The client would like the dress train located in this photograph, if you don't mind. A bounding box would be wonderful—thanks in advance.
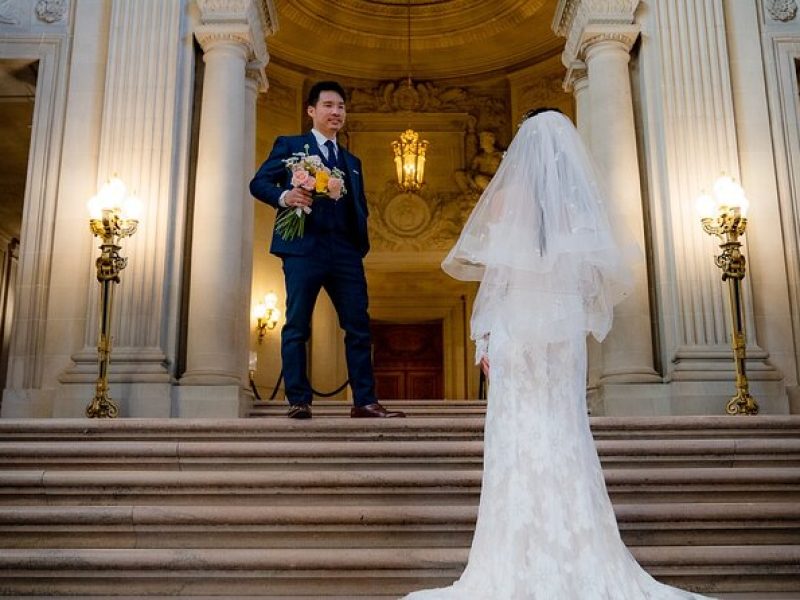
[403,332,712,599]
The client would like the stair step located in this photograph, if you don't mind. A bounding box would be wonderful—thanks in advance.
[13,595,800,600]
[1,438,797,470]
[1,414,799,595]
[0,546,797,595]
[1,467,798,505]
[1,415,799,442]
[2,503,798,549]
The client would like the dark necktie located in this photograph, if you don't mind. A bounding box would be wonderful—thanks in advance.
[324,140,337,169]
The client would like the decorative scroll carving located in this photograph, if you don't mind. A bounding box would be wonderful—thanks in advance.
[35,0,67,23]
[766,0,798,21]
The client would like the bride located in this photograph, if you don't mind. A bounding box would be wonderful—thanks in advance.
[402,109,712,599]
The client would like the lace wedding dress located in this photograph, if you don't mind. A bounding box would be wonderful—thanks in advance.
[403,111,712,599]
[403,328,711,599]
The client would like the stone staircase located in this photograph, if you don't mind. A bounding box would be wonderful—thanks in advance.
[0,402,798,598]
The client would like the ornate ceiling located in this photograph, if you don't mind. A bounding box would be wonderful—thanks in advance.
[268,0,563,80]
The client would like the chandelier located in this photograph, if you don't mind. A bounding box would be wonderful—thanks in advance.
[391,0,428,192]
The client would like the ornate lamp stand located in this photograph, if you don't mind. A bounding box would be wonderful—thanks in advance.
[86,179,140,418]
[697,176,758,415]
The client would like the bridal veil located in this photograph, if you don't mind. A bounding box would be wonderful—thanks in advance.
[442,111,636,350]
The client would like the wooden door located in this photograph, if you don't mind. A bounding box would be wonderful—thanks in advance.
[371,321,443,400]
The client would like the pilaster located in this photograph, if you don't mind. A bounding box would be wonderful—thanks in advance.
[55,0,187,417]
[637,0,786,413]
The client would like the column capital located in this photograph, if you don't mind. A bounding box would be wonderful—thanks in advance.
[562,60,587,92]
[246,60,267,93]
[194,0,277,66]
[552,0,640,66]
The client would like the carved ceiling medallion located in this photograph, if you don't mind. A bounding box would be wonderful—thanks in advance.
[384,192,431,237]
[369,183,477,252]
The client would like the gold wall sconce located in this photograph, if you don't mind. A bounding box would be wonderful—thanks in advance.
[254,291,281,344]
[86,177,141,418]
[696,175,758,415]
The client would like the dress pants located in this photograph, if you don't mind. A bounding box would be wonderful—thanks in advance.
[280,231,376,407]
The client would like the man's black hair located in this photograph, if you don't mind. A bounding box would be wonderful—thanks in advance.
[306,81,347,107]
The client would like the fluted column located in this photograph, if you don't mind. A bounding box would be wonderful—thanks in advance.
[554,0,660,387]
[180,0,272,395]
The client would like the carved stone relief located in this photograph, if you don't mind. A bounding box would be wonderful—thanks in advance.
[349,80,508,141]
[368,182,478,252]
[349,78,509,252]
[35,0,67,23]
[0,0,20,25]
[766,0,798,21]
[518,73,566,109]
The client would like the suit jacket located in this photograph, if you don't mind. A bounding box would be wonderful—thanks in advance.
[249,132,370,257]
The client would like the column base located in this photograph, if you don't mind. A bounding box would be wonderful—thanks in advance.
[595,379,790,416]
[2,382,173,418]
[1,388,54,418]
[172,385,251,418]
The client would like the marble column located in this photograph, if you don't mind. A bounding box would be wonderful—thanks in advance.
[180,38,248,388]
[583,32,659,385]
[564,64,590,142]
[240,66,264,388]
[177,0,273,416]
[554,0,661,417]
[635,0,786,412]
[563,63,600,407]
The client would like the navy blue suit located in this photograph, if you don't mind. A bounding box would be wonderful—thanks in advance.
[249,133,377,407]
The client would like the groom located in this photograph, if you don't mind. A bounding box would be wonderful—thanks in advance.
[249,81,404,420]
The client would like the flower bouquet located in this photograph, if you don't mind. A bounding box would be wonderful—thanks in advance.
[275,144,347,241]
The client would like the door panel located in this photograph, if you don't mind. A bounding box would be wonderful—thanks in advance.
[371,321,443,400]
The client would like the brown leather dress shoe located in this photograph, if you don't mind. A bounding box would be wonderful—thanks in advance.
[287,403,312,419]
[350,402,406,418]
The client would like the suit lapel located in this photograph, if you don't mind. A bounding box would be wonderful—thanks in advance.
[302,132,322,162]
[341,149,363,204]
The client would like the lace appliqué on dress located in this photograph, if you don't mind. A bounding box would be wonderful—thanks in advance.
[403,335,713,600]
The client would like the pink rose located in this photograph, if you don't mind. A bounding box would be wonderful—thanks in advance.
[291,168,310,188]
[327,177,344,200]
[303,176,316,191]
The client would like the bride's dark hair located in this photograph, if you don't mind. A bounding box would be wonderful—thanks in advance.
[519,107,564,126]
